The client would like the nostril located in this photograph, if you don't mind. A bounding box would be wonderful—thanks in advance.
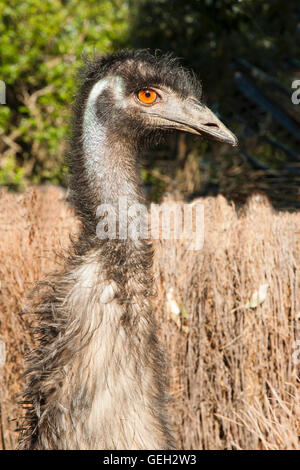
[205,123,219,128]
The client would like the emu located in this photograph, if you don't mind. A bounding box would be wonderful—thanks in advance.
[20,50,237,450]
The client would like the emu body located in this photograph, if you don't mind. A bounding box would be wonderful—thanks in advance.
[20,50,236,449]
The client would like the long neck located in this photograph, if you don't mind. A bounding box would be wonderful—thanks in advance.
[22,84,175,450]
[70,81,144,239]
[82,121,142,206]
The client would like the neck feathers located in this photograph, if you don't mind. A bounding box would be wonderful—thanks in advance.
[21,74,175,450]
[70,76,143,236]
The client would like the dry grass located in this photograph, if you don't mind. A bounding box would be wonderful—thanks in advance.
[0,186,77,450]
[0,186,299,449]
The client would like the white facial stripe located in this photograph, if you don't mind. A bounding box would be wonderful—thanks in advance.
[87,77,111,105]
[83,75,125,151]
[82,75,133,202]
[82,78,109,186]
[86,75,124,109]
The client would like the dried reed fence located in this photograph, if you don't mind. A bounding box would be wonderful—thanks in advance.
[0,186,299,450]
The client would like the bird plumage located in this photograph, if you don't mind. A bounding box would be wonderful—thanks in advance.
[20,49,236,449]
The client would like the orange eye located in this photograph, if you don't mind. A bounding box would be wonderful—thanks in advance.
[138,89,157,104]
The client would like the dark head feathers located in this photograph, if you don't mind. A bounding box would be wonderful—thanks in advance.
[77,49,202,100]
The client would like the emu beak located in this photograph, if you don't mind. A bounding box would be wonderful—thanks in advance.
[180,102,238,146]
[149,99,238,146]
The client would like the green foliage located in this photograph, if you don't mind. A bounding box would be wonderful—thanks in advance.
[0,0,129,186]
[0,155,25,190]
[0,0,299,207]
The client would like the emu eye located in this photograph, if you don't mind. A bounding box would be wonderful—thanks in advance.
[137,89,157,104]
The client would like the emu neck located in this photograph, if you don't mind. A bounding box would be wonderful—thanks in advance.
[70,77,144,237]
[82,124,141,206]
[70,101,144,240]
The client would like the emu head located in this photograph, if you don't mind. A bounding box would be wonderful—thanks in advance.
[74,50,237,149]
